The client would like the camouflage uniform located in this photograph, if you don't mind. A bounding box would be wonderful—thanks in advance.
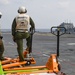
[0,36,4,60]
[0,12,5,60]
[12,15,35,61]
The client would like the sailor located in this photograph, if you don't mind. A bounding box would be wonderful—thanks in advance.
[11,6,35,61]
[0,12,5,60]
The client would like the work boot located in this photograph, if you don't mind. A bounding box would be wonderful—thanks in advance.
[24,48,32,60]
[23,50,28,58]
[25,47,29,53]
[24,53,33,61]
[23,47,29,57]
[25,47,32,57]
[26,53,32,58]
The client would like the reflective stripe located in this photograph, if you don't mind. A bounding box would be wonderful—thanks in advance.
[16,29,28,32]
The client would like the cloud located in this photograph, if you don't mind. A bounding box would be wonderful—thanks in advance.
[58,0,70,8]
[0,0,10,5]
[58,0,75,13]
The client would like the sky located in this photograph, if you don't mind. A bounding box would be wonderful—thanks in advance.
[0,0,75,29]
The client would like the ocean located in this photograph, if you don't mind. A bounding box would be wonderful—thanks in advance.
[1,29,50,33]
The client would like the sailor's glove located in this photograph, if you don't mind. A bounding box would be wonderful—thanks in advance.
[0,36,3,39]
[30,27,35,35]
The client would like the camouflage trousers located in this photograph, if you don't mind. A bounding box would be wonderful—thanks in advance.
[14,32,31,61]
[0,39,4,60]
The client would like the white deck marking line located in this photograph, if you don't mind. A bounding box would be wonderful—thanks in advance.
[9,42,14,45]
[42,54,70,63]
[67,43,75,45]
[43,54,50,57]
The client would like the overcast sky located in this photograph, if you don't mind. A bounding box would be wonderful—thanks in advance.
[0,0,75,29]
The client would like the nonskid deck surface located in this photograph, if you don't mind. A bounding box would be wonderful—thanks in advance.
[2,33,75,75]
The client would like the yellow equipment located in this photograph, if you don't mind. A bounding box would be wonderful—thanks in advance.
[0,26,66,75]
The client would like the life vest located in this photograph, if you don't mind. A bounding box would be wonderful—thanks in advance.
[16,14,30,32]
